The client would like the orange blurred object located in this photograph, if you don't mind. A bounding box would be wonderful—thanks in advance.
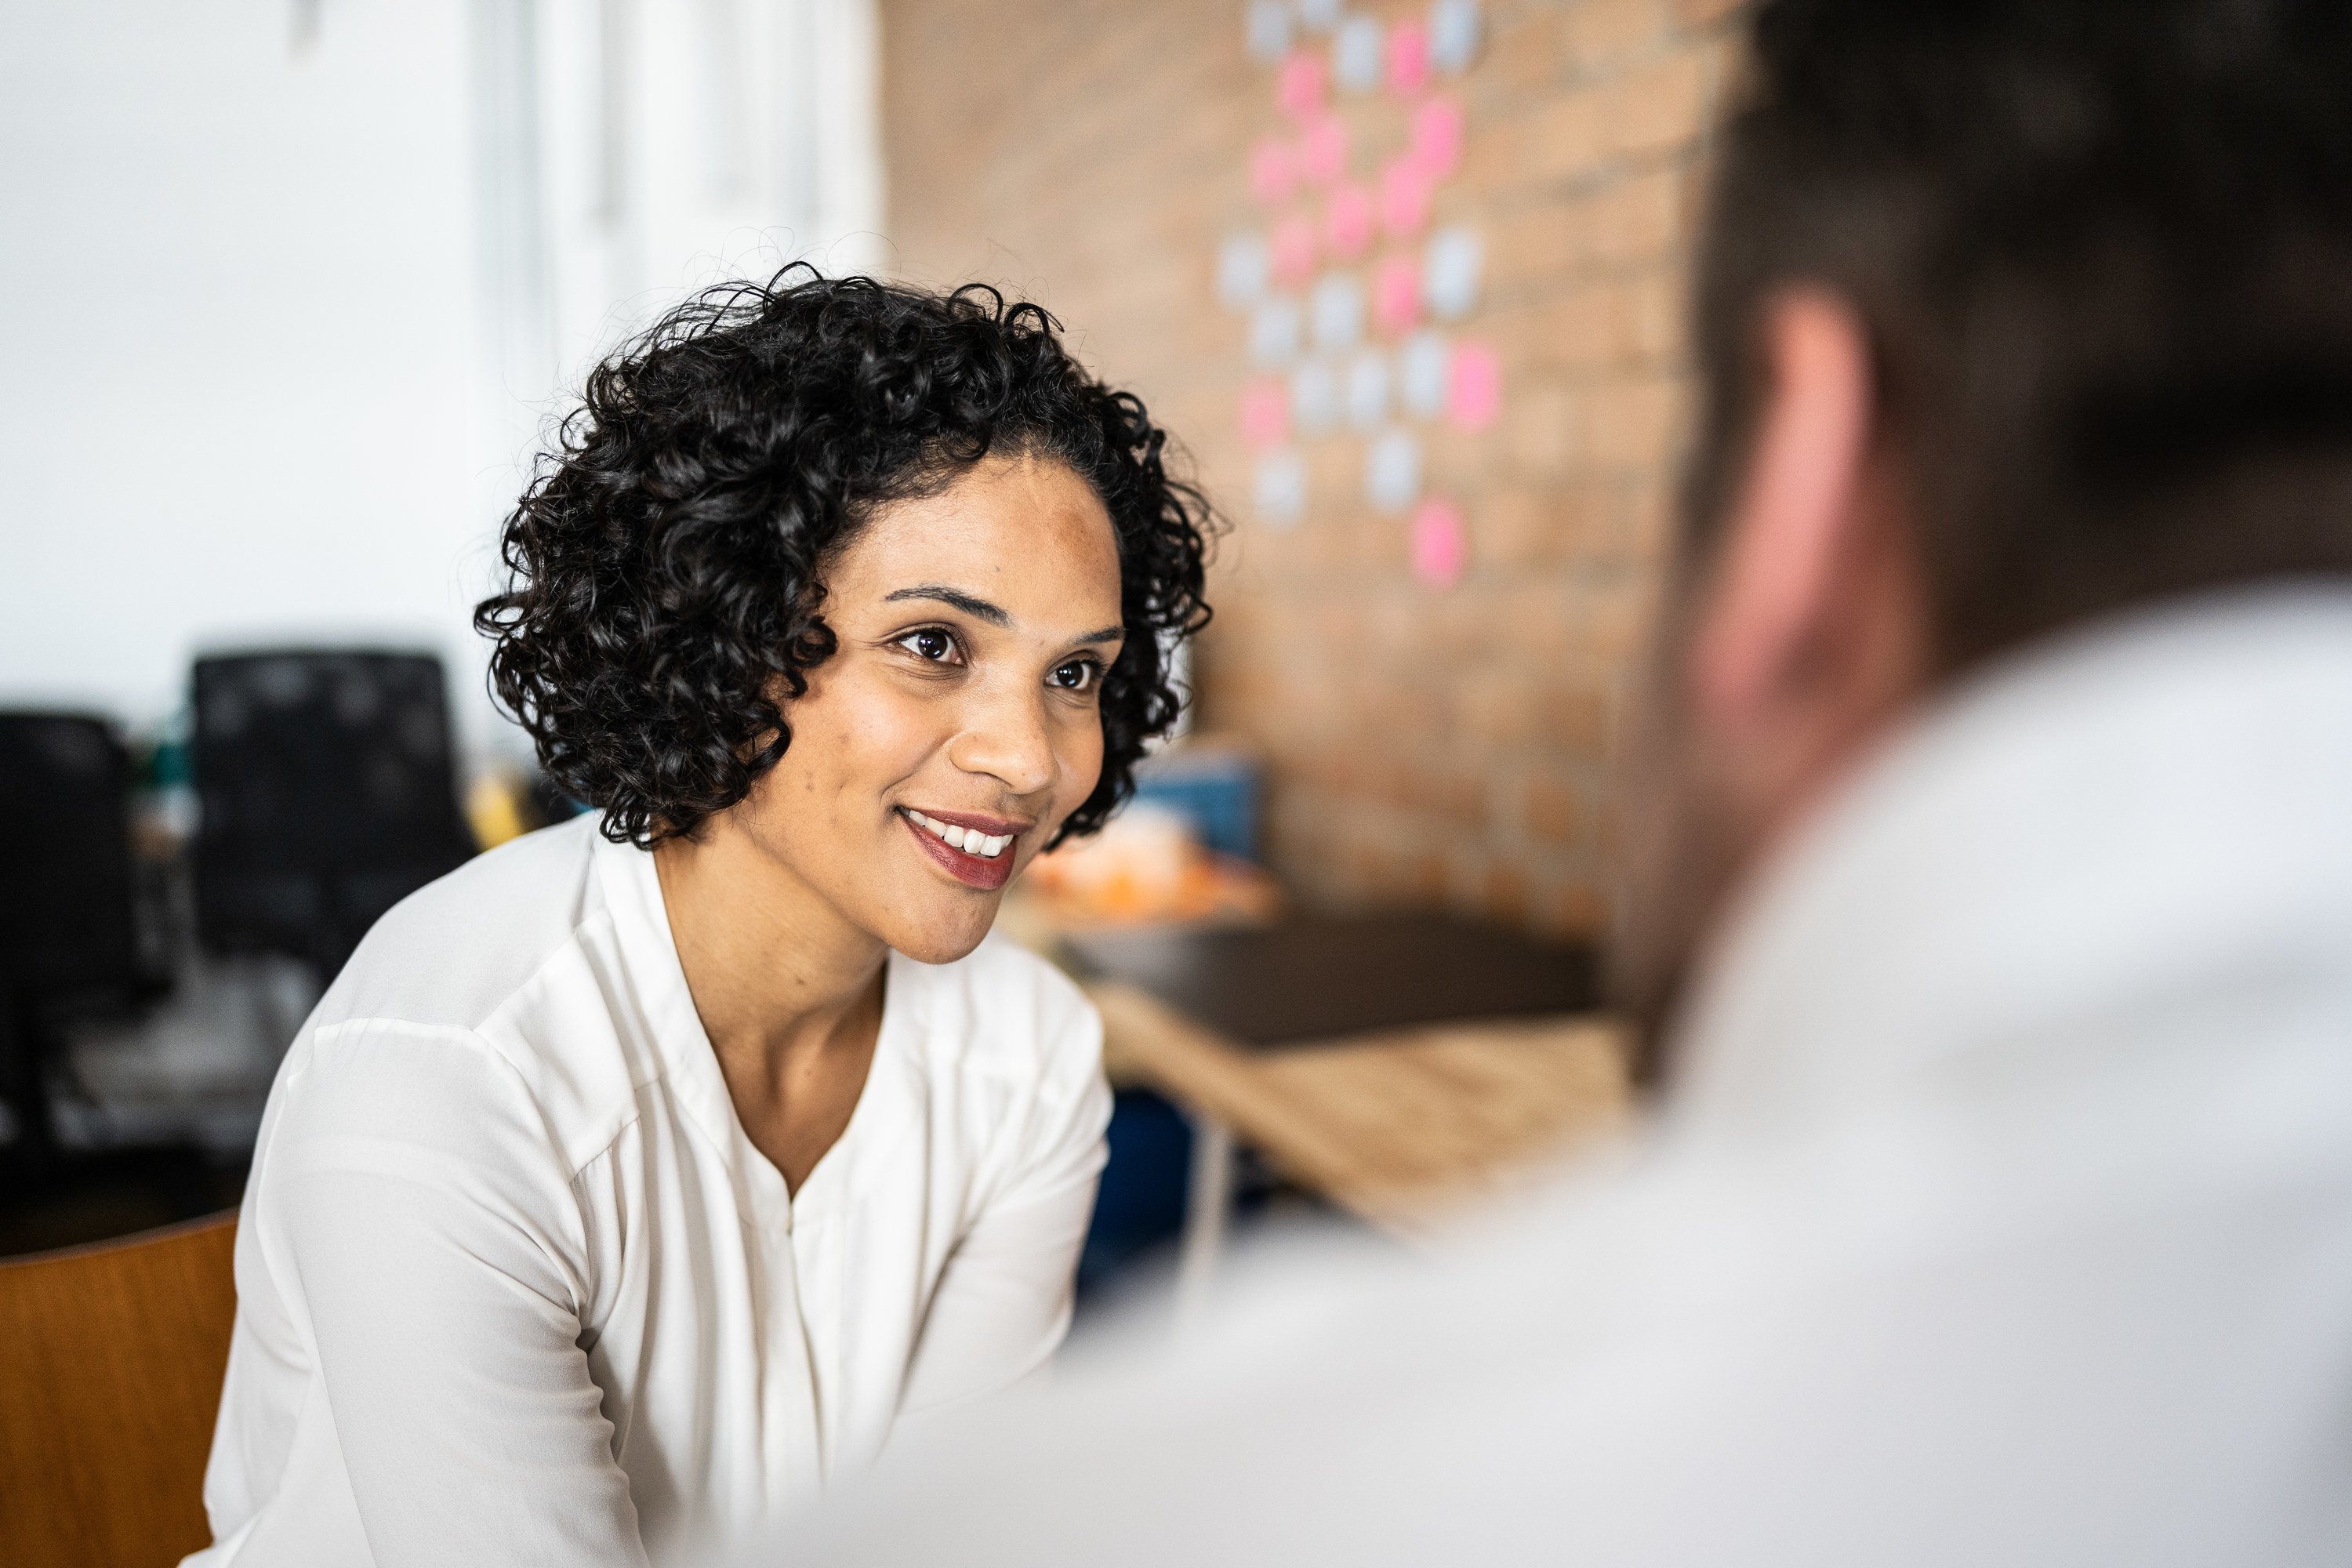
[1020,806,1281,931]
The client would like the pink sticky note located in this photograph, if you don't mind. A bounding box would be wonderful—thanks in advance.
[1410,96,1464,180]
[1324,181,1374,260]
[1278,50,1327,120]
[1448,339,1501,430]
[1298,114,1348,185]
[1250,136,1294,209]
[1386,18,1432,98]
[1240,378,1290,449]
[1373,253,1422,336]
[1411,497,1466,588]
[1271,214,1319,287]
[1380,154,1434,238]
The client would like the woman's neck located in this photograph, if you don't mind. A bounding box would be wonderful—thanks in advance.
[652,815,887,1190]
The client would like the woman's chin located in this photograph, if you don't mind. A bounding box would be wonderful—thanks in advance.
[877,899,1003,967]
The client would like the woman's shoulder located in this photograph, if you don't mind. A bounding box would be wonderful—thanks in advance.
[892,933,1102,1087]
[271,816,652,1176]
[314,815,610,1035]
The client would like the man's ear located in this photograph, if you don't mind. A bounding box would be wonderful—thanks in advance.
[1690,289,1877,731]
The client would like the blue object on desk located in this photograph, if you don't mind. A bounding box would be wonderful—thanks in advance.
[1130,748,1260,862]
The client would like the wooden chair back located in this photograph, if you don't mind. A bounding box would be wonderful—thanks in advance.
[0,1213,238,1567]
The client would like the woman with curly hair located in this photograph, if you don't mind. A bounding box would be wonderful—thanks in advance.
[188,271,1214,1567]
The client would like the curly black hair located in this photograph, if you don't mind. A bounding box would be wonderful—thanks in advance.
[476,268,1216,850]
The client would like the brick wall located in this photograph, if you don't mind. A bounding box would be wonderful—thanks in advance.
[881,0,1745,938]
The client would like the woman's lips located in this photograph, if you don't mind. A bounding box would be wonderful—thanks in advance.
[899,808,1020,891]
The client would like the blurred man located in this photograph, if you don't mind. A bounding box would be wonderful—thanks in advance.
[795,2,2352,1562]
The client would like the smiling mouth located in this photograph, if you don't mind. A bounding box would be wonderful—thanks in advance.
[903,809,1014,858]
[898,808,1025,891]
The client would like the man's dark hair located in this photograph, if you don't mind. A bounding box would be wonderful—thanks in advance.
[1690,0,2352,674]
[476,269,1214,848]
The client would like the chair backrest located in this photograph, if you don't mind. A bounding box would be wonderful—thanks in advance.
[0,712,140,1000]
[0,1213,238,1568]
[192,650,475,977]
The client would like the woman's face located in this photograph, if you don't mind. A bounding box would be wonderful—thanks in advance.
[732,454,1126,964]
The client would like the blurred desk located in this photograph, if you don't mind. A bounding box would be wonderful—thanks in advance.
[1063,916,1631,1303]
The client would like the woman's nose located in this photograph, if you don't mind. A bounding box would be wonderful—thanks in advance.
[945,679,1058,798]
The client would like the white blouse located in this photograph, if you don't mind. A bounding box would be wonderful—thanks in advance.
[187,815,1112,1567]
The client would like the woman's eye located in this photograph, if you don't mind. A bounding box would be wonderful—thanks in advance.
[1050,660,1100,692]
[898,628,958,662]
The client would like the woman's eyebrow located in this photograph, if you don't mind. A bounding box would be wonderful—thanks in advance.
[884,584,1010,626]
[885,584,1123,647]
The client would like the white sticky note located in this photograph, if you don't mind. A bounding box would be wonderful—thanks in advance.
[1247,0,1292,64]
[1292,359,1340,437]
[1346,350,1390,431]
[1255,448,1308,528]
[1297,0,1345,34]
[1400,329,1450,419]
[1250,296,1303,366]
[1424,225,1483,320]
[1310,270,1364,351]
[1218,231,1270,311]
[1364,428,1422,514]
[1429,0,1481,74]
[1333,15,1384,94]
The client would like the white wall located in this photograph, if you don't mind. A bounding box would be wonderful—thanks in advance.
[0,0,883,756]
[0,0,491,739]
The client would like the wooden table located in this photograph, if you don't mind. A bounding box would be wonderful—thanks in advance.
[1083,964,1631,1315]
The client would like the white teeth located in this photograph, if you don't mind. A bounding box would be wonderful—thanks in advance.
[907,811,1013,858]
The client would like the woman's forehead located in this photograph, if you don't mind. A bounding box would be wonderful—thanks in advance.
[834,457,1120,603]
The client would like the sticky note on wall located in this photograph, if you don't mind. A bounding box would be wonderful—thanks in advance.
[1325,181,1374,260]
[1447,339,1501,430]
[1218,231,1269,310]
[1365,428,1422,514]
[1424,226,1483,319]
[1387,17,1432,96]
[1240,377,1290,448]
[1255,449,1308,528]
[1380,155,1433,238]
[1311,270,1363,350]
[1279,50,1327,119]
[1246,0,1291,63]
[1298,114,1348,185]
[1334,16,1383,93]
[1250,296,1302,365]
[1250,137,1294,208]
[1410,96,1463,180]
[1411,496,1467,588]
[1271,215,1319,286]
[1429,0,1483,74]
[1373,254,1422,336]
[1292,359,1340,436]
[1399,330,1450,419]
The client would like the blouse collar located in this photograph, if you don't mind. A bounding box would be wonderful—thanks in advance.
[588,823,919,1218]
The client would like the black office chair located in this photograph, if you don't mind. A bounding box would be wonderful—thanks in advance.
[0,713,158,1167]
[191,652,476,983]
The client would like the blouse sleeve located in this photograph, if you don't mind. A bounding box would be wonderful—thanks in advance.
[895,996,1114,1423]
[258,1017,648,1567]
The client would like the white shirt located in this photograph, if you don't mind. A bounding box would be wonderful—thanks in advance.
[189,815,1112,1567]
[797,586,2352,1567]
